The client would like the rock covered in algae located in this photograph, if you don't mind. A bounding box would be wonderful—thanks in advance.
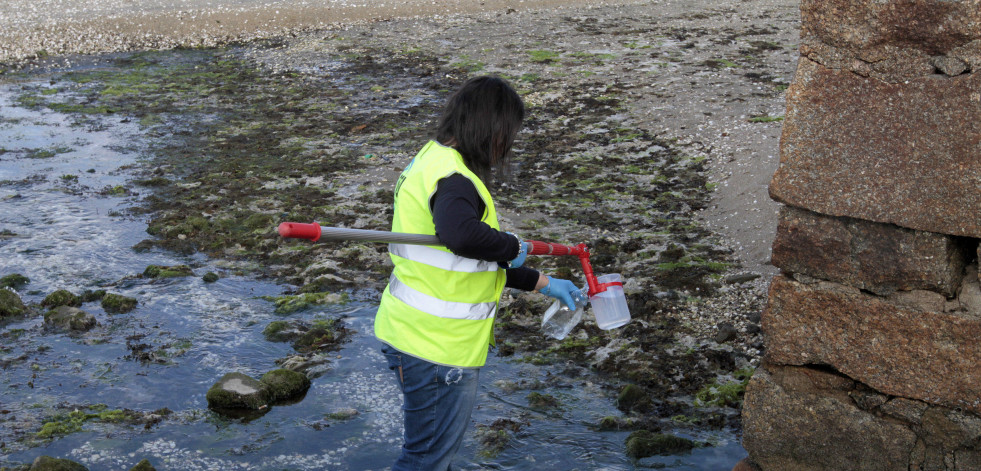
[29,455,88,470]
[101,293,138,313]
[624,430,694,459]
[0,273,29,289]
[41,289,81,308]
[128,458,156,471]
[142,264,194,278]
[80,289,107,303]
[260,368,311,402]
[206,372,270,410]
[0,288,28,318]
[616,383,653,413]
[44,306,97,332]
[202,272,219,283]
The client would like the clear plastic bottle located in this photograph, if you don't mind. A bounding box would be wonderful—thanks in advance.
[541,286,589,340]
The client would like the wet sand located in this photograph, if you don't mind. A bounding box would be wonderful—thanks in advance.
[0,0,647,64]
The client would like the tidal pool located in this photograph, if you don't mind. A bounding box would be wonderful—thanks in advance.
[0,71,745,470]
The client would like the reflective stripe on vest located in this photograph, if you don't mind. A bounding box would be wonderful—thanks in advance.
[389,243,499,273]
[374,140,506,368]
[387,274,497,320]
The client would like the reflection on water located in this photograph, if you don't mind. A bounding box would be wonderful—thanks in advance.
[0,78,744,470]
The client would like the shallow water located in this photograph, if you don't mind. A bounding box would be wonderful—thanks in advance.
[0,78,745,470]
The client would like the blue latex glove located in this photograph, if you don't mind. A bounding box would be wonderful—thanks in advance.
[509,240,529,269]
[538,276,584,310]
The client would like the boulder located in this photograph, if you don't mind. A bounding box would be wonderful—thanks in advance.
[0,273,29,289]
[763,275,981,413]
[101,293,138,314]
[259,369,311,402]
[742,365,917,470]
[142,265,193,278]
[0,288,27,318]
[44,306,97,332]
[41,289,81,308]
[771,205,970,296]
[29,456,88,470]
[799,0,981,56]
[206,372,269,410]
[770,58,981,239]
[128,459,155,471]
[624,430,694,459]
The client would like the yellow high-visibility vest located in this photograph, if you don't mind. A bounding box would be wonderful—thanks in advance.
[375,140,506,368]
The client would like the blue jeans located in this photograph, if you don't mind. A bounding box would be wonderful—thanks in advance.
[382,344,480,471]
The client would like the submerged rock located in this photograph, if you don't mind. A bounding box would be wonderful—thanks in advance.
[80,289,107,303]
[44,306,97,332]
[29,455,88,470]
[624,430,694,459]
[128,459,156,471]
[41,289,81,308]
[202,272,219,283]
[0,288,28,318]
[206,372,269,410]
[142,265,194,278]
[260,368,311,402]
[101,293,138,313]
[0,273,29,289]
[617,384,653,413]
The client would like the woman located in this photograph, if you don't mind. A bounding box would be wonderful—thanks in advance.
[374,76,583,470]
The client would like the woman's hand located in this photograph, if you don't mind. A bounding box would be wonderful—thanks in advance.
[538,276,585,310]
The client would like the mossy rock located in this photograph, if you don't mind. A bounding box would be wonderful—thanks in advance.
[41,289,81,308]
[526,391,560,409]
[44,306,97,332]
[206,372,269,410]
[262,320,299,342]
[616,383,653,413]
[80,289,107,303]
[142,265,193,278]
[29,456,88,470]
[260,292,349,315]
[101,293,138,313]
[0,288,28,318]
[292,318,347,353]
[0,273,29,290]
[202,272,219,283]
[260,368,311,402]
[624,430,694,459]
[127,459,155,471]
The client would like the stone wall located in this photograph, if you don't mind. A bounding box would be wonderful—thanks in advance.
[742,0,981,469]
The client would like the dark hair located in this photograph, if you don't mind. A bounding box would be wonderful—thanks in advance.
[436,76,525,183]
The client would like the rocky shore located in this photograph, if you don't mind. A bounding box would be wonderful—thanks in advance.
[1,0,800,467]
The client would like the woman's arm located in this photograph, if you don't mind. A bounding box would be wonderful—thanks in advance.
[432,174,541,291]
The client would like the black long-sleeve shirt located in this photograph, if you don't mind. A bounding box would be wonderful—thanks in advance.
[431,173,540,291]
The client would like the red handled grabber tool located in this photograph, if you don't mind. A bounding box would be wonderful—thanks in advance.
[277,222,622,297]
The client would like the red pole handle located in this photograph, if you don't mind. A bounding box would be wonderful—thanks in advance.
[526,240,584,256]
[278,222,322,241]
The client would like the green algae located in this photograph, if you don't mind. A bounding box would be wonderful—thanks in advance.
[36,405,136,439]
[526,391,560,409]
[101,293,138,313]
[0,288,28,318]
[40,289,81,308]
[0,274,30,290]
[24,456,87,471]
[142,265,193,278]
[624,430,694,459]
[259,369,311,402]
[260,292,349,315]
[694,367,754,408]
